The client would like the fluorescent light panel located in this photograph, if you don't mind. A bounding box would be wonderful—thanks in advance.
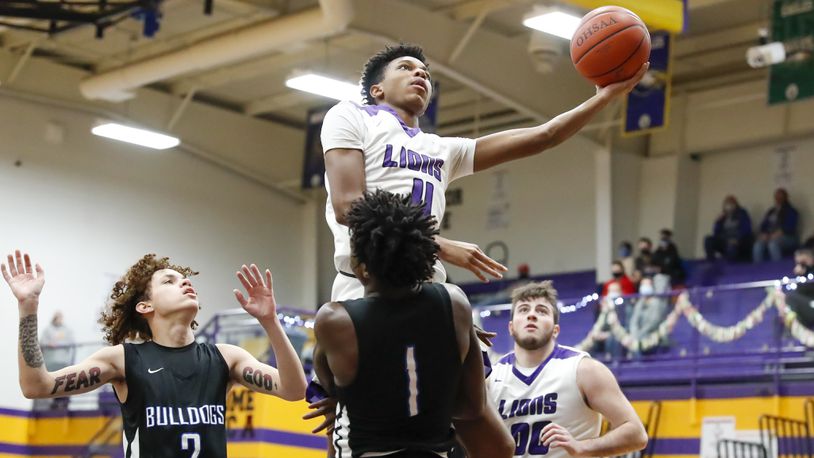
[91,123,180,150]
[523,11,582,40]
[286,73,362,103]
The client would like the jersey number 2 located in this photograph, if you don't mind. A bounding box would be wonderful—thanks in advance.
[410,178,434,215]
[181,433,201,458]
[512,420,551,455]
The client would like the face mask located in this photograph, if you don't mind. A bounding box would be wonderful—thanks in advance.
[618,247,631,258]
[612,271,623,279]
[639,284,654,296]
[659,239,670,248]
[724,204,736,213]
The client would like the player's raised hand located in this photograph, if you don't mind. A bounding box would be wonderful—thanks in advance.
[234,264,277,323]
[541,422,585,457]
[436,236,507,283]
[596,62,650,99]
[1,250,45,313]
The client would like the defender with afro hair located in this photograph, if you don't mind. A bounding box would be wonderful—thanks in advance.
[346,189,440,289]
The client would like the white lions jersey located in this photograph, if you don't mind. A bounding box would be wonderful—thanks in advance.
[487,345,602,458]
[321,101,476,287]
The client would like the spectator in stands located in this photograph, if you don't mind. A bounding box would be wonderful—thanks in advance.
[802,233,814,251]
[785,249,814,330]
[592,282,624,360]
[753,188,800,262]
[704,195,753,262]
[516,263,530,282]
[653,229,686,285]
[628,276,670,355]
[618,241,635,282]
[602,261,636,297]
[793,249,814,277]
[633,237,658,283]
[37,311,75,411]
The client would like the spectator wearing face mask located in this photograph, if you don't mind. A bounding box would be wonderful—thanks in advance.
[704,195,753,262]
[753,188,800,262]
[591,282,625,359]
[653,229,686,285]
[628,276,670,352]
[602,261,636,297]
[633,238,658,283]
[784,249,814,330]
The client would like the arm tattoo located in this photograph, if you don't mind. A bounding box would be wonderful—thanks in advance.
[52,367,102,394]
[19,315,44,368]
[242,367,278,392]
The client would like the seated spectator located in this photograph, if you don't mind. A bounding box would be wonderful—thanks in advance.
[704,195,753,262]
[633,237,659,282]
[602,261,636,297]
[628,276,670,352]
[618,241,635,281]
[753,188,800,262]
[653,229,686,285]
[784,249,814,330]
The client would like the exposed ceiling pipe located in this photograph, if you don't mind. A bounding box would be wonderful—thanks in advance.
[79,0,353,102]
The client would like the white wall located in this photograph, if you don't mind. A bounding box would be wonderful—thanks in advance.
[637,155,679,244]
[0,79,313,410]
[441,135,599,280]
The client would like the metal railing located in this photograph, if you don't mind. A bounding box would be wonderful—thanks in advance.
[718,439,769,458]
[759,414,812,458]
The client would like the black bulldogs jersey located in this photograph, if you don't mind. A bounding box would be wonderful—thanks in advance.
[119,341,230,457]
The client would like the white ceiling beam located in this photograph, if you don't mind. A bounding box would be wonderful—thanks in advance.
[169,33,364,95]
[244,91,322,115]
[688,0,737,9]
[440,0,529,21]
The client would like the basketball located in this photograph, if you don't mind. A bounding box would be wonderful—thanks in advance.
[570,6,651,87]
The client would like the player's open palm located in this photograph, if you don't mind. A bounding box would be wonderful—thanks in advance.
[234,264,277,323]
[541,422,586,457]
[1,250,45,310]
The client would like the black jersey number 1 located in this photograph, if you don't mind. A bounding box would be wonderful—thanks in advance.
[405,346,419,417]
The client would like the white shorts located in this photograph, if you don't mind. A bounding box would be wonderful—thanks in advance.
[331,273,365,302]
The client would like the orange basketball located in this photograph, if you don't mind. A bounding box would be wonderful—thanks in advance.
[570,6,651,87]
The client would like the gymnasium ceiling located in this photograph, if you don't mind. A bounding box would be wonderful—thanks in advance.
[0,0,771,137]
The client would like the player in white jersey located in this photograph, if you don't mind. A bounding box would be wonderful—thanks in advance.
[488,281,647,458]
[321,44,647,302]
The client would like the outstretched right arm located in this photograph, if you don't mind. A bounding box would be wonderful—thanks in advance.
[3,250,124,399]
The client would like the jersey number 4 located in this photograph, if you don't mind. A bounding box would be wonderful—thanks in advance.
[512,421,551,455]
[410,178,434,216]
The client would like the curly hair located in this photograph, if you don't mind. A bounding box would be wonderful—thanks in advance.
[360,43,426,105]
[99,254,198,345]
[346,190,439,290]
[510,281,560,324]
